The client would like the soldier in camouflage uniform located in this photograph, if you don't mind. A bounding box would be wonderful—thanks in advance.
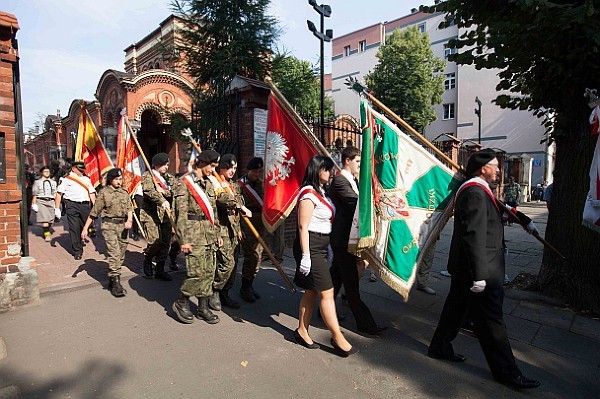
[172,150,236,324]
[82,168,133,297]
[238,157,266,303]
[140,153,176,281]
[210,154,252,310]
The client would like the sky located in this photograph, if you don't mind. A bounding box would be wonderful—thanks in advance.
[2,0,433,131]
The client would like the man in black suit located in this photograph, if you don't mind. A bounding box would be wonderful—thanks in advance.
[428,149,540,389]
[329,146,385,335]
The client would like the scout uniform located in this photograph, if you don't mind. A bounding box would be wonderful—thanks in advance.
[55,161,96,260]
[87,168,133,297]
[31,167,57,241]
[238,157,266,303]
[140,152,176,280]
[172,150,235,325]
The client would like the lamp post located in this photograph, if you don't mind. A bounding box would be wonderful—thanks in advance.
[307,0,333,144]
[474,96,482,144]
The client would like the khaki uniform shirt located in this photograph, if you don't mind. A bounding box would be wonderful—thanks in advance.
[140,171,176,223]
[89,186,133,219]
[217,180,244,238]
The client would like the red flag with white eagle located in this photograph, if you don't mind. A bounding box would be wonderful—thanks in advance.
[116,111,145,195]
[262,92,319,233]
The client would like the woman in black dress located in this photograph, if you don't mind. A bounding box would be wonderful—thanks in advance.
[293,156,357,357]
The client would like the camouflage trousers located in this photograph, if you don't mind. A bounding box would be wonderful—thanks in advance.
[241,222,264,280]
[102,221,128,277]
[143,219,172,264]
[214,235,240,291]
[180,243,217,298]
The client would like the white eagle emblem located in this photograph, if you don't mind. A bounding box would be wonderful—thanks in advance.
[265,131,295,186]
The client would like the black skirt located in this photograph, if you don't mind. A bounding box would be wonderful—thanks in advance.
[293,231,333,291]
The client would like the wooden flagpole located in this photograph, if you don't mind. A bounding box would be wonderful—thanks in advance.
[188,138,296,292]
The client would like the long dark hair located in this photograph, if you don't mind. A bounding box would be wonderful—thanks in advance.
[301,155,334,197]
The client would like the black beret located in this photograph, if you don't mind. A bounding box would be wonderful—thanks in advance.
[106,168,122,182]
[247,157,263,170]
[465,149,497,177]
[152,153,170,167]
[197,149,220,164]
[218,154,237,170]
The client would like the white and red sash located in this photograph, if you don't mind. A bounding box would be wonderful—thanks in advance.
[238,177,263,207]
[454,177,499,212]
[65,174,92,200]
[152,170,170,192]
[297,186,335,220]
[182,175,215,225]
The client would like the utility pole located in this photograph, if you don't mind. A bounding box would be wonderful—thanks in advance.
[307,0,333,144]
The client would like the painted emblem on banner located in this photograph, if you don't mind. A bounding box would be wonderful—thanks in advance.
[378,190,410,220]
[265,131,295,186]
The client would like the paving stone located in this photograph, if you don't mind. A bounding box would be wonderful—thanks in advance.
[0,386,20,399]
[504,313,541,344]
[533,324,600,364]
[502,297,519,314]
[571,315,600,342]
[511,300,574,330]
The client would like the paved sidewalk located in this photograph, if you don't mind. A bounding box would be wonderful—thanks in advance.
[3,202,598,398]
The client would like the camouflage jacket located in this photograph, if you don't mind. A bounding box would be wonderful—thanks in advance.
[217,179,245,238]
[140,170,176,223]
[89,186,133,220]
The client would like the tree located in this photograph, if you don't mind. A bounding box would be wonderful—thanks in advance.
[365,26,445,133]
[270,52,334,119]
[172,0,279,91]
[423,1,600,312]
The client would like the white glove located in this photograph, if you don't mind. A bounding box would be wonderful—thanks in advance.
[470,280,486,293]
[525,221,539,235]
[31,203,39,213]
[161,201,171,210]
[299,253,311,276]
[54,208,62,219]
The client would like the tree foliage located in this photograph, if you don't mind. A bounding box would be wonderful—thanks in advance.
[423,1,600,312]
[365,26,445,133]
[270,52,334,119]
[172,0,280,93]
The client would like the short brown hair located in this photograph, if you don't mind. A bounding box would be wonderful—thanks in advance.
[341,146,360,164]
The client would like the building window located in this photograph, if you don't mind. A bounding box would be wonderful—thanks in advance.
[344,45,351,56]
[443,103,455,120]
[418,23,426,33]
[444,73,456,90]
[444,43,457,59]
[359,40,366,52]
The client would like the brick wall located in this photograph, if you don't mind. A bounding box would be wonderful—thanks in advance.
[0,12,21,273]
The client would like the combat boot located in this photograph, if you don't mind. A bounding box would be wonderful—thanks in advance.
[173,293,194,324]
[143,256,154,277]
[250,279,261,300]
[219,289,240,309]
[154,261,173,281]
[209,290,222,311]
[196,297,220,324]
[169,257,179,271]
[240,278,255,303]
[109,276,127,297]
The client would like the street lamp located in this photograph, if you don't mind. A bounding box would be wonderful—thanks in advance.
[474,96,482,144]
[307,0,333,144]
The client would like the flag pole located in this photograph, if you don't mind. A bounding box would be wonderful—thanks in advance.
[359,89,565,260]
[124,118,182,242]
[188,138,296,292]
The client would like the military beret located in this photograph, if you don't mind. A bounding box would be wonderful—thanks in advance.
[106,168,122,183]
[197,149,220,164]
[465,149,497,177]
[152,152,170,166]
[218,154,237,170]
[247,157,263,170]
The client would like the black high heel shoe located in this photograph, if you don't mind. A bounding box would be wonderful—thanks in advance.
[330,338,359,357]
[294,329,320,349]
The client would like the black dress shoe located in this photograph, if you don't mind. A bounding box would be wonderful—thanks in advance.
[74,254,82,260]
[294,329,319,349]
[428,351,467,362]
[330,338,359,358]
[498,375,540,389]
[358,325,388,335]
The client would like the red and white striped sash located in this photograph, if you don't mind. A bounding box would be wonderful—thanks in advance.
[297,186,335,220]
[152,170,170,192]
[181,175,215,225]
[238,177,263,207]
[454,178,499,212]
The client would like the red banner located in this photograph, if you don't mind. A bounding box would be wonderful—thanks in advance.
[262,93,319,232]
[74,103,113,187]
[116,114,144,194]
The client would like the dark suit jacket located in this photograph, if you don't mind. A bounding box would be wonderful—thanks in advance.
[328,173,358,248]
[447,185,505,288]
